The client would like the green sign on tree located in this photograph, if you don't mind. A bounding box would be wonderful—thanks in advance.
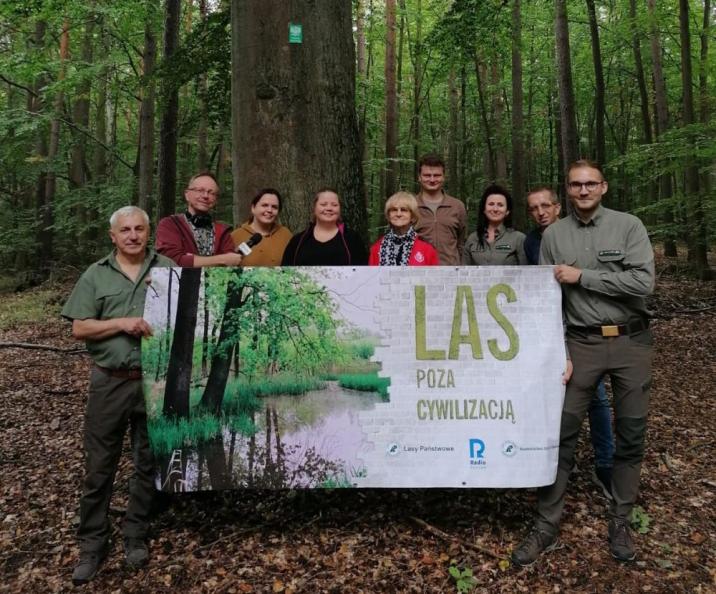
[289,23,303,44]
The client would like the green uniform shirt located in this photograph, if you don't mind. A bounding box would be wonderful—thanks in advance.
[540,205,654,327]
[463,225,527,265]
[61,249,174,369]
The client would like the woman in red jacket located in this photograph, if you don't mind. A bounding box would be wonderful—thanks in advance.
[369,192,439,266]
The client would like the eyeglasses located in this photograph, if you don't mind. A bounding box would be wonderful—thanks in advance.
[568,181,603,192]
[388,207,411,213]
[187,187,218,197]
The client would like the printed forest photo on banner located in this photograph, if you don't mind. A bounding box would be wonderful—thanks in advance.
[142,266,566,492]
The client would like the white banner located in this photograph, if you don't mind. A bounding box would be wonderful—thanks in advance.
[143,266,565,491]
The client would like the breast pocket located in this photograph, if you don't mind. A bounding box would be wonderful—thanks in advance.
[95,287,127,319]
[596,249,625,265]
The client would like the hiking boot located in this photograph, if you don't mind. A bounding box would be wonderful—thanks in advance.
[592,466,614,500]
[123,538,149,570]
[511,529,558,567]
[72,549,107,586]
[608,518,636,562]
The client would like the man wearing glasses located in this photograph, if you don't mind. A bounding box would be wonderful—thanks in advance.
[512,159,654,566]
[525,185,615,499]
[156,171,243,267]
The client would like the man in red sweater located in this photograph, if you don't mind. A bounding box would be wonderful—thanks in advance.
[155,171,243,267]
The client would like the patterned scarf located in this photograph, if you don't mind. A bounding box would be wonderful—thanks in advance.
[185,213,215,256]
[379,226,416,266]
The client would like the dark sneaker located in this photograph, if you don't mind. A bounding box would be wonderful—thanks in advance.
[592,466,614,500]
[123,538,149,570]
[511,529,558,567]
[72,549,107,586]
[608,518,636,562]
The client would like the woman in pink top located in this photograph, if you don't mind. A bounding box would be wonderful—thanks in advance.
[369,192,439,266]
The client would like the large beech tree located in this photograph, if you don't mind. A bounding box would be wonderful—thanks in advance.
[231,1,367,237]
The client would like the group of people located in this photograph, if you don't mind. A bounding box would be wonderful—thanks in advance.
[62,154,654,584]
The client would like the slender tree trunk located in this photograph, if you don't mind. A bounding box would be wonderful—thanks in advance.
[232,1,366,237]
[69,14,94,191]
[554,0,579,171]
[648,0,676,257]
[630,0,652,144]
[510,0,526,228]
[412,0,422,181]
[163,268,202,419]
[491,60,507,183]
[138,0,158,217]
[30,21,48,272]
[42,19,70,275]
[474,56,495,180]
[384,0,398,197]
[157,0,181,219]
[679,0,710,279]
[585,0,605,164]
[93,17,108,186]
[197,0,209,170]
[448,68,459,194]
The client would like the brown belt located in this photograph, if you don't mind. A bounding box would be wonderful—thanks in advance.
[567,318,649,338]
[95,365,143,380]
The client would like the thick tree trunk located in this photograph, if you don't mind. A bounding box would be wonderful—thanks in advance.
[384,0,398,198]
[163,268,202,419]
[585,0,605,164]
[510,0,525,228]
[491,61,507,184]
[138,0,158,217]
[679,0,710,279]
[232,1,366,237]
[197,0,209,171]
[554,0,579,171]
[157,0,181,220]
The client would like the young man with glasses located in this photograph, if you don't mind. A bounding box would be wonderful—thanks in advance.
[512,159,654,566]
[525,185,615,499]
[156,171,243,267]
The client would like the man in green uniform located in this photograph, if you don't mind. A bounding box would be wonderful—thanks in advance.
[512,159,654,566]
[62,206,173,585]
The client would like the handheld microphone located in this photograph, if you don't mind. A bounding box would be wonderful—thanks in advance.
[237,233,263,256]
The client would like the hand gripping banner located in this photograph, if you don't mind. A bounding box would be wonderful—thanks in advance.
[142,266,565,492]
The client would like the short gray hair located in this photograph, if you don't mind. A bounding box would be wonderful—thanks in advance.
[109,206,150,228]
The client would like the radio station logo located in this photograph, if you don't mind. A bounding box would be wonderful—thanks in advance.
[468,438,486,467]
[386,442,400,456]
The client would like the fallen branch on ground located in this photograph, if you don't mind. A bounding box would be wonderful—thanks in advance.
[0,341,86,354]
[409,516,506,560]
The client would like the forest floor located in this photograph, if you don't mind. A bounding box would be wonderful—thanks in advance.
[0,252,714,593]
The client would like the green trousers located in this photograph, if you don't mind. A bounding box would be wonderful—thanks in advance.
[535,330,653,535]
[77,367,155,552]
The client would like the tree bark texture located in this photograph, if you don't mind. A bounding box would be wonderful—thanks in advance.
[678,0,710,279]
[648,0,676,257]
[157,0,181,220]
[138,0,158,217]
[554,0,579,171]
[384,0,398,198]
[585,0,605,163]
[232,0,366,238]
[510,0,526,228]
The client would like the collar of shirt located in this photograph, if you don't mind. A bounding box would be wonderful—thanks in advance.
[484,223,507,240]
[571,204,604,227]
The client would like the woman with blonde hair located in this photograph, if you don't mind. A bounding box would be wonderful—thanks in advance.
[369,192,439,266]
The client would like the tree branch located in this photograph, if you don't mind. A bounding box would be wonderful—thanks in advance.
[0,341,87,354]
